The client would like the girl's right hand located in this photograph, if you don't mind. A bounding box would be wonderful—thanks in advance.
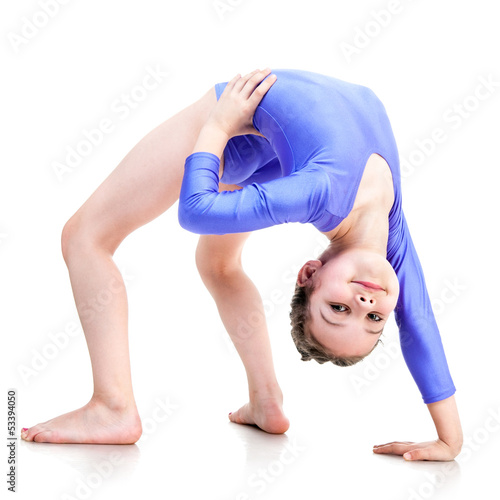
[206,68,277,139]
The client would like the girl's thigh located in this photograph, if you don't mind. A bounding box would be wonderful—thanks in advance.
[67,86,218,253]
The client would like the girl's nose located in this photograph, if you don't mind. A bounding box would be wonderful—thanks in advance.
[358,294,375,305]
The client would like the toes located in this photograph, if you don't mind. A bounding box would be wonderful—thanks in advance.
[228,410,242,424]
[22,427,37,442]
[32,430,55,443]
[228,407,250,425]
[22,426,47,443]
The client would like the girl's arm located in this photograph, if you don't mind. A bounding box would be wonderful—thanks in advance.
[374,212,463,461]
[178,152,330,235]
[389,211,456,404]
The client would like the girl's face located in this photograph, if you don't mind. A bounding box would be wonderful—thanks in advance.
[300,249,400,357]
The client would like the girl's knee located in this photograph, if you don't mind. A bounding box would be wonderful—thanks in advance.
[61,213,118,261]
[61,215,90,261]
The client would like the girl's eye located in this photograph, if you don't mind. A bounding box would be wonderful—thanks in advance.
[331,304,347,312]
[368,313,382,322]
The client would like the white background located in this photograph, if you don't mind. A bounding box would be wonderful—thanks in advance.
[1,0,499,499]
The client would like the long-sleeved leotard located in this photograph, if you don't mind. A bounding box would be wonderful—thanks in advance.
[178,69,456,404]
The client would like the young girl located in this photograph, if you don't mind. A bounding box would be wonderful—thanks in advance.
[21,68,463,461]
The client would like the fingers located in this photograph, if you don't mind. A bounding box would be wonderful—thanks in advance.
[233,68,268,90]
[247,71,277,106]
[373,441,414,448]
[373,440,456,461]
[242,69,261,80]
[373,441,415,456]
[226,69,256,92]
[226,72,242,91]
[231,68,276,99]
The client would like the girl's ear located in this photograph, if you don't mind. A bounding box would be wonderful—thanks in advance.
[297,260,322,286]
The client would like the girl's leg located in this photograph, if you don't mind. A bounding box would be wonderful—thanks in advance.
[21,87,217,444]
[196,187,289,434]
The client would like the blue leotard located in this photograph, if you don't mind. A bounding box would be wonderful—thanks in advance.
[178,69,456,404]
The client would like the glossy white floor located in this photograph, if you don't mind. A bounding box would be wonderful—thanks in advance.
[3,1,500,498]
[15,403,499,500]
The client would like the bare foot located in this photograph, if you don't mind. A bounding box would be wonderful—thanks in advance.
[20,397,142,444]
[228,397,290,434]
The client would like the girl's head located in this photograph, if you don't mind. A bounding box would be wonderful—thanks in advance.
[290,248,399,366]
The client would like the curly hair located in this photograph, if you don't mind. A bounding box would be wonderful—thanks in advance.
[289,281,382,367]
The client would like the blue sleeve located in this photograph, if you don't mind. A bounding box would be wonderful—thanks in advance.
[178,152,331,235]
[389,212,456,404]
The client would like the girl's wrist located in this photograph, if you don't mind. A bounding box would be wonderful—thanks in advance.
[439,431,463,453]
[192,121,230,157]
[203,120,230,139]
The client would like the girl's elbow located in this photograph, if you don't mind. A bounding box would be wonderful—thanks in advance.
[178,204,203,233]
[178,204,221,235]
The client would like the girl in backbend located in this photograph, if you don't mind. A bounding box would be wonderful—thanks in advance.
[22,68,462,462]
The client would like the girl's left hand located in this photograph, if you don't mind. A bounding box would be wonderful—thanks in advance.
[206,68,277,139]
[373,438,461,461]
